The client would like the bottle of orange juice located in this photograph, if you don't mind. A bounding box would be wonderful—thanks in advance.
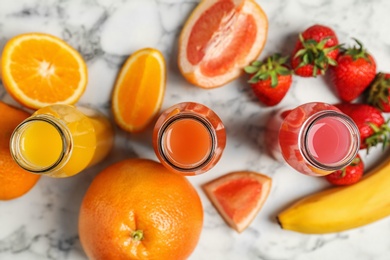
[153,102,226,175]
[10,104,114,178]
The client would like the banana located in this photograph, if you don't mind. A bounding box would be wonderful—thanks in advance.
[277,154,390,234]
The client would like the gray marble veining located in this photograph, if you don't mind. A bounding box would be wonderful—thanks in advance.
[1,0,390,259]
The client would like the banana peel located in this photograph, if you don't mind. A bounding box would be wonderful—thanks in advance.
[277,154,390,234]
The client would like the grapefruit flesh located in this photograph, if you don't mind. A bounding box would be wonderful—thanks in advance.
[179,0,268,88]
[202,171,272,232]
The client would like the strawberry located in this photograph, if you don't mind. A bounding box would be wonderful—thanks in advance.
[244,54,292,106]
[325,154,363,186]
[291,24,340,77]
[332,39,376,102]
[367,73,390,112]
[335,103,390,151]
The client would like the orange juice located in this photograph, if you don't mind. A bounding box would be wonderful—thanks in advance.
[18,120,63,168]
[10,105,114,178]
[153,102,226,175]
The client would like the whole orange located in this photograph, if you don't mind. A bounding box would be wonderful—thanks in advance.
[0,102,41,200]
[79,159,203,260]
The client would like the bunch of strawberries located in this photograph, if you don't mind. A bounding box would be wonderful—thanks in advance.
[245,24,390,186]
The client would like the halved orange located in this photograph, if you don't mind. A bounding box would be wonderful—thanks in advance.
[111,48,166,133]
[178,0,268,88]
[202,171,272,233]
[1,33,88,110]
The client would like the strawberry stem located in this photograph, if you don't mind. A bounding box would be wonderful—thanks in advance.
[294,35,341,76]
[365,120,390,153]
[343,38,372,62]
[244,54,292,87]
[367,73,390,111]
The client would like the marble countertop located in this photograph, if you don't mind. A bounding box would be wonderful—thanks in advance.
[1,0,390,259]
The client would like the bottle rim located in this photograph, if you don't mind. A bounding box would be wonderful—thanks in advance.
[157,113,216,173]
[299,110,360,171]
[10,114,72,174]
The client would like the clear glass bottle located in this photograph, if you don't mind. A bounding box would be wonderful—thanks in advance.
[153,102,226,175]
[10,104,114,178]
[267,102,360,176]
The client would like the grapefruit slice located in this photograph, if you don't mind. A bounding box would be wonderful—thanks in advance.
[178,0,268,88]
[202,171,272,233]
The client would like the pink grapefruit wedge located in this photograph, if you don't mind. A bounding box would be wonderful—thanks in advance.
[178,0,268,88]
[202,171,272,233]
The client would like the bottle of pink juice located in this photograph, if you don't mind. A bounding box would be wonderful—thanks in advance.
[276,102,360,176]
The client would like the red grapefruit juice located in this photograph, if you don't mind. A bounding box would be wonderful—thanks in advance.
[163,118,212,166]
[153,102,226,175]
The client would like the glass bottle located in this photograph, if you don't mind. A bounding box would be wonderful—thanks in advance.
[153,102,226,175]
[10,104,114,178]
[267,102,360,176]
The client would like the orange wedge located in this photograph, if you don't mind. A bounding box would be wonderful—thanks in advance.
[1,33,88,110]
[178,0,268,88]
[111,48,166,133]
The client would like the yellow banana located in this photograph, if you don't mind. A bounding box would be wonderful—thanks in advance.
[277,155,390,234]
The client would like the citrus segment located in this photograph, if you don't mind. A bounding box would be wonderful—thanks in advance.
[79,159,203,259]
[187,0,236,65]
[178,0,268,88]
[1,33,88,110]
[0,102,41,200]
[111,48,166,133]
[200,14,258,77]
[203,171,272,233]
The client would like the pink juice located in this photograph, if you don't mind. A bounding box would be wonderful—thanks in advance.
[278,102,360,176]
[307,117,352,165]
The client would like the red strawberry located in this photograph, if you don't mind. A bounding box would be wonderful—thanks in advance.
[244,54,292,106]
[325,154,364,186]
[367,73,390,112]
[291,24,340,77]
[335,103,390,151]
[332,39,376,102]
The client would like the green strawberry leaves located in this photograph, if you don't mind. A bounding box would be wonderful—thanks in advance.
[244,54,292,87]
[343,38,372,62]
[365,120,390,153]
[367,73,390,111]
[294,35,341,76]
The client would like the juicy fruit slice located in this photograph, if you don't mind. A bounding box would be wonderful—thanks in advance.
[202,171,272,232]
[0,102,40,200]
[1,33,88,110]
[178,0,268,88]
[112,48,166,133]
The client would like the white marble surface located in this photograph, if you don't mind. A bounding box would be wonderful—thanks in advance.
[1,0,390,259]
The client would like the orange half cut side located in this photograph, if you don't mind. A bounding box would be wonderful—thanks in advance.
[1,33,88,110]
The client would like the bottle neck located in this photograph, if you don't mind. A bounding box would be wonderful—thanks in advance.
[156,113,216,174]
[299,110,360,172]
[10,114,72,174]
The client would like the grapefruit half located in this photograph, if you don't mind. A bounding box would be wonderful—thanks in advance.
[202,171,272,233]
[178,0,268,88]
